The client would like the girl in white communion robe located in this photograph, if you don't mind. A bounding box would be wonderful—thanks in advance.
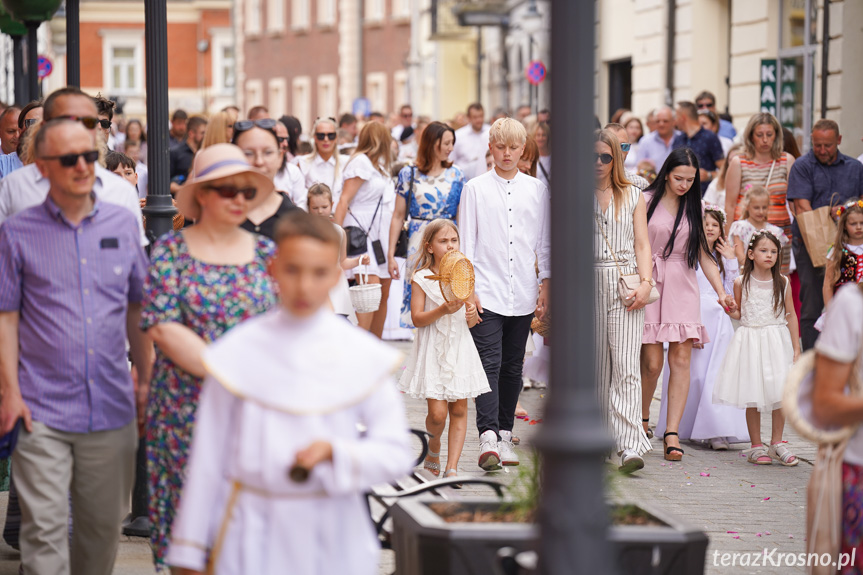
[165,308,415,575]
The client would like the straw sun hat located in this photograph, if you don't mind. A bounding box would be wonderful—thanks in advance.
[175,143,274,220]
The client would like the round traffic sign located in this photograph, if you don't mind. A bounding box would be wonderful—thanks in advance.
[37,55,53,79]
[526,60,546,86]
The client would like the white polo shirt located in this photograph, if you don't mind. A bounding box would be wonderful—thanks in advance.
[451,123,491,181]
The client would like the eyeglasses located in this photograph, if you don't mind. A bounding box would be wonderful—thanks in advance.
[696,101,714,109]
[234,118,278,133]
[204,185,257,200]
[277,136,288,145]
[39,150,100,167]
[594,153,613,165]
[23,118,39,128]
[315,132,337,141]
[620,143,631,152]
[53,115,111,130]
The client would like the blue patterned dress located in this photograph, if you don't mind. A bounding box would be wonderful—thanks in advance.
[140,231,276,571]
[396,164,465,327]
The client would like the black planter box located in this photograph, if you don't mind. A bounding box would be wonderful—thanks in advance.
[390,498,708,575]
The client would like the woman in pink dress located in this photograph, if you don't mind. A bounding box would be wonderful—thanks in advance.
[640,148,737,461]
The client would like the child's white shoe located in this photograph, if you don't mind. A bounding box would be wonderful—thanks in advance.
[478,430,501,471]
[768,441,799,466]
[499,430,519,466]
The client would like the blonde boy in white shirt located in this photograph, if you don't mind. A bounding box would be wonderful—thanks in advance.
[167,211,414,575]
[458,118,551,470]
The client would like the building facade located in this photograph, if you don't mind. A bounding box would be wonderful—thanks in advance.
[38,0,233,117]
[597,0,863,156]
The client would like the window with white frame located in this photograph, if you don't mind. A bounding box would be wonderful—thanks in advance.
[211,29,235,94]
[292,0,310,30]
[292,76,312,133]
[393,70,408,110]
[317,75,337,119]
[267,0,285,33]
[365,0,384,23]
[392,0,410,19]
[246,79,264,110]
[268,78,287,118]
[317,0,336,26]
[366,72,387,115]
[245,0,262,35]
[100,30,144,95]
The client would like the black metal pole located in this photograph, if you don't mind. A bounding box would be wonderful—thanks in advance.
[12,35,25,106]
[535,1,616,574]
[143,0,177,243]
[25,23,38,102]
[66,0,80,87]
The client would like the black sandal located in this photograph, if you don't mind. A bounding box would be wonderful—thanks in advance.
[663,431,684,461]
[642,418,654,439]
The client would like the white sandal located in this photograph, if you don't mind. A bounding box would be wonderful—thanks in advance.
[768,442,799,466]
[746,445,772,465]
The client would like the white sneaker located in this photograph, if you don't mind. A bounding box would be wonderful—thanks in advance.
[618,449,644,474]
[709,437,730,451]
[499,430,519,466]
[522,376,532,389]
[478,430,501,470]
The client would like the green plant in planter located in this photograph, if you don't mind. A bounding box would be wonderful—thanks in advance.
[0,3,26,36]
[500,450,541,523]
[0,0,63,23]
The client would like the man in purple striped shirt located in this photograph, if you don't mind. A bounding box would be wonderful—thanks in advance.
[0,119,152,575]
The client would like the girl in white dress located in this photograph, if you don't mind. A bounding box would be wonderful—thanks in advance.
[398,220,490,480]
[728,184,788,271]
[713,230,802,466]
[656,205,749,449]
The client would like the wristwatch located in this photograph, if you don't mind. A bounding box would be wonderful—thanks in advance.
[641,277,655,286]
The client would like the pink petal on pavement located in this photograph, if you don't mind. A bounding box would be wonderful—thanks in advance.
[700,473,710,477]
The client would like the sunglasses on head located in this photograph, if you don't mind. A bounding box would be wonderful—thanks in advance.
[620,142,631,152]
[39,150,100,167]
[315,132,337,141]
[594,153,613,165]
[204,184,257,200]
[54,115,112,130]
[23,118,39,128]
[234,118,277,133]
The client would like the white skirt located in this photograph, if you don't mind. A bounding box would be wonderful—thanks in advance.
[712,324,793,413]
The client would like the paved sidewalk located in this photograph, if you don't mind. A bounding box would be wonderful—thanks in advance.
[0,340,815,574]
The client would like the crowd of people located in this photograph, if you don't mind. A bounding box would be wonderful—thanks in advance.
[598,93,863,569]
[0,87,551,574]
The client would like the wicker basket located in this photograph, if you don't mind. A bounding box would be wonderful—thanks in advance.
[140,198,186,231]
[531,317,550,339]
[349,265,382,313]
[427,250,475,302]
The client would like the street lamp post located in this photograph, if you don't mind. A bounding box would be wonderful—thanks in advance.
[143,0,178,242]
[535,0,616,573]
[66,0,79,87]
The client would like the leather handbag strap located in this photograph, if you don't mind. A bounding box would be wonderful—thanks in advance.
[594,213,625,277]
[348,195,384,235]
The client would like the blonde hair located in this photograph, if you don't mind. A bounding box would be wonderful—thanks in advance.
[743,113,784,161]
[597,129,633,220]
[348,122,392,176]
[306,117,342,181]
[411,219,459,276]
[307,182,333,206]
[489,117,527,147]
[741,184,769,219]
[200,111,234,149]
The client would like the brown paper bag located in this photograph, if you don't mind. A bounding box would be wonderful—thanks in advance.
[797,206,837,268]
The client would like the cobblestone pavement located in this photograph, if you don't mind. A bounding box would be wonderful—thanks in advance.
[0,340,815,574]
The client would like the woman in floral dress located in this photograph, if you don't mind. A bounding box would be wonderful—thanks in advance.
[387,121,465,328]
[140,145,277,570]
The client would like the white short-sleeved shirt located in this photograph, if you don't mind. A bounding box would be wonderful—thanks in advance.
[295,153,348,209]
[274,163,307,211]
[815,284,863,465]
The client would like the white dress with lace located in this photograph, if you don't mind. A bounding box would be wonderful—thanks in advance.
[397,269,491,401]
[712,275,794,412]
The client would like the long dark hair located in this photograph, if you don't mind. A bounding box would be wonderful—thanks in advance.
[741,230,786,315]
[279,115,302,157]
[645,147,711,269]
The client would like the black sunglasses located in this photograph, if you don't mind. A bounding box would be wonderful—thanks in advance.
[594,153,613,165]
[204,185,257,200]
[234,119,277,133]
[277,136,288,145]
[39,150,100,167]
[315,132,337,141]
[54,115,111,130]
[696,102,714,109]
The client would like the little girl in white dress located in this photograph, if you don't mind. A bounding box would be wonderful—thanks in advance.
[398,219,490,480]
[713,229,801,466]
